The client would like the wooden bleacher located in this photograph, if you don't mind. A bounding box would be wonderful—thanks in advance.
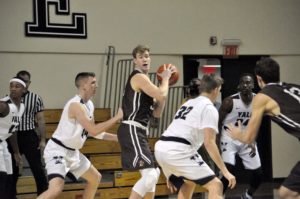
[17,108,207,199]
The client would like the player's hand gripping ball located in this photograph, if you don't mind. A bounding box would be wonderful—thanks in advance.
[156,64,179,86]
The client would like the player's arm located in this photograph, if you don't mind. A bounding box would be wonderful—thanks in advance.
[36,111,46,149]
[69,103,123,137]
[203,128,236,189]
[131,68,173,117]
[8,132,22,166]
[228,93,267,144]
[35,96,46,149]
[218,97,233,131]
[217,97,233,148]
[0,101,9,117]
[94,132,118,142]
[216,97,233,150]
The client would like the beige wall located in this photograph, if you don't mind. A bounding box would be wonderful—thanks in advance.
[0,0,299,178]
[1,0,300,54]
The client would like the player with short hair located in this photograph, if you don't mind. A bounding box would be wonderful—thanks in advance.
[117,45,175,199]
[0,77,26,199]
[155,74,236,199]
[37,72,123,199]
[7,70,49,199]
[219,74,262,199]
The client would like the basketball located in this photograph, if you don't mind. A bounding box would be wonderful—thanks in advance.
[156,63,179,86]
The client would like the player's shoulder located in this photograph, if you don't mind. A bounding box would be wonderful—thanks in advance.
[253,93,271,106]
[66,95,81,107]
[198,97,217,111]
[0,96,10,102]
[132,72,149,81]
[26,91,44,100]
[221,96,234,108]
[230,93,240,99]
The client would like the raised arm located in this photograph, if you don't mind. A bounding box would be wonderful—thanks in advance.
[69,103,123,137]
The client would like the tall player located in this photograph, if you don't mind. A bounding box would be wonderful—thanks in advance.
[219,74,262,199]
[37,72,123,199]
[117,45,174,199]
[228,57,300,199]
[155,74,236,199]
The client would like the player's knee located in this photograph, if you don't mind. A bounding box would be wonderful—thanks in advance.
[215,178,223,190]
[95,171,102,183]
[144,168,160,190]
[278,186,289,198]
[91,172,102,186]
[48,181,64,197]
[278,186,298,199]
[85,170,101,189]
[51,188,63,198]
[206,178,223,194]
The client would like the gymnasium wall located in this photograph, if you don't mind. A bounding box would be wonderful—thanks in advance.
[0,0,299,178]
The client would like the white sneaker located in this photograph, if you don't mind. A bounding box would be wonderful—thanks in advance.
[241,191,252,199]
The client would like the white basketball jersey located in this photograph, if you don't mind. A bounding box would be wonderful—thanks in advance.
[162,96,219,151]
[221,93,255,137]
[0,96,24,140]
[52,95,94,149]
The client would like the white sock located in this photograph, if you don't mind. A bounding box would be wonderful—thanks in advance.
[245,191,253,199]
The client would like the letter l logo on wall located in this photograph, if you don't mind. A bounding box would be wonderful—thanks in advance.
[25,0,87,38]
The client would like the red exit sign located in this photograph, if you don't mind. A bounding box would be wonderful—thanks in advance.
[223,45,239,58]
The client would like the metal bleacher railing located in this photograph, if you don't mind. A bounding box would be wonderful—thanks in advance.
[102,46,187,137]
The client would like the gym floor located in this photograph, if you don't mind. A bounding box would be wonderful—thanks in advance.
[158,181,281,199]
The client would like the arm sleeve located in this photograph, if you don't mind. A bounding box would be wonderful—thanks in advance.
[35,94,44,113]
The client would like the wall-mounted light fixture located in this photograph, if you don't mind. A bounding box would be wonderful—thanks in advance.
[221,39,241,58]
[221,39,241,46]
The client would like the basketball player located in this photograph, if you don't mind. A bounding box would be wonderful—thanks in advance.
[117,45,175,199]
[219,74,262,199]
[0,77,26,199]
[185,78,203,100]
[37,72,123,199]
[228,57,300,199]
[155,74,236,199]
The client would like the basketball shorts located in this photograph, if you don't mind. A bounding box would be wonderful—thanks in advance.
[220,134,261,170]
[43,139,91,180]
[117,123,155,171]
[0,141,12,174]
[155,140,215,186]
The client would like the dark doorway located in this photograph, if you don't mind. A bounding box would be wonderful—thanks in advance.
[183,55,272,182]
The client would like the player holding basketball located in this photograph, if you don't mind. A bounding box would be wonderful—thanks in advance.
[155,74,236,199]
[117,45,175,199]
[37,72,123,199]
[228,57,300,199]
[219,74,262,199]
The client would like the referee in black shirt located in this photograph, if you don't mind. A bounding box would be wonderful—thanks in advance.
[8,70,48,198]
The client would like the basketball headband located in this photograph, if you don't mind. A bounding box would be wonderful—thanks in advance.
[9,78,26,87]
